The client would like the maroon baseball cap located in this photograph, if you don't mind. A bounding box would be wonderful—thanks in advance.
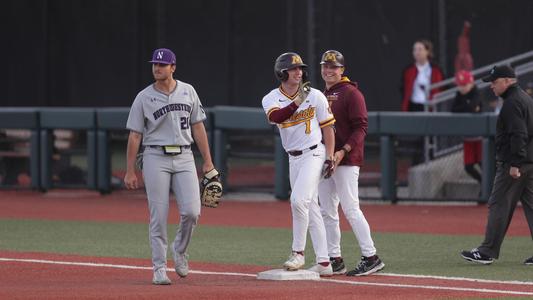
[149,48,176,65]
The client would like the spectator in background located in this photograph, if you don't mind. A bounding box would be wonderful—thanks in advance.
[454,21,474,72]
[401,39,444,112]
[451,70,482,185]
[400,39,444,165]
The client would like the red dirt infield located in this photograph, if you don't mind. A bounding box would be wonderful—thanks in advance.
[1,190,533,299]
[2,251,533,299]
[0,189,530,236]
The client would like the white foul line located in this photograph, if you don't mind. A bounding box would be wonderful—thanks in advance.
[375,272,533,286]
[321,278,533,296]
[1,257,532,296]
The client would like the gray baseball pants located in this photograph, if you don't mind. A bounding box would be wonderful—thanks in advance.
[142,146,201,271]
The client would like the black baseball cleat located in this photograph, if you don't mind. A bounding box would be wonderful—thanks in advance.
[460,248,494,265]
[330,257,347,275]
[346,255,385,276]
[524,256,533,265]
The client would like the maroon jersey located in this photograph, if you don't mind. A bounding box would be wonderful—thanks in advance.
[324,77,367,166]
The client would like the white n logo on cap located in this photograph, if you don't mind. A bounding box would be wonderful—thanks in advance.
[157,52,163,59]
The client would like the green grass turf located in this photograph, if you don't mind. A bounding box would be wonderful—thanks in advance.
[0,218,532,282]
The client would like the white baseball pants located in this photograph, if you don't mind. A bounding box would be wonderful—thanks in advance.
[318,165,376,258]
[288,144,329,264]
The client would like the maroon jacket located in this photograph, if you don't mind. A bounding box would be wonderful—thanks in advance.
[324,77,367,166]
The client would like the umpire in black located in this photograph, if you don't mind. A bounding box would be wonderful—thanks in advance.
[461,65,533,265]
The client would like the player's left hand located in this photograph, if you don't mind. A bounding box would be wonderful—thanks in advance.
[200,168,223,208]
[202,161,215,174]
[510,166,521,179]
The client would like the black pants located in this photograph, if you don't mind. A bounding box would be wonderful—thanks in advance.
[478,163,533,258]
[407,102,427,165]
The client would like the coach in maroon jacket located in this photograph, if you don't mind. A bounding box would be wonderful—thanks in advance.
[317,50,384,277]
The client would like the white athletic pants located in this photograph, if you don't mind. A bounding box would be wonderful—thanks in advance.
[289,144,329,264]
[318,165,376,258]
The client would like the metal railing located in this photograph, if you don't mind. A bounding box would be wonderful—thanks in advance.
[422,50,533,160]
[431,60,533,108]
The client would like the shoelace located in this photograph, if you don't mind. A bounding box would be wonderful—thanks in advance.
[355,257,370,271]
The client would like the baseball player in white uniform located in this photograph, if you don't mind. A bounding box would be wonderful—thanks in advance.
[262,52,336,276]
[124,48,215,285]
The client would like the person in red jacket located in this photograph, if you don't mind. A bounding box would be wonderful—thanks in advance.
[401,39,444,112]
[318,50,384,276]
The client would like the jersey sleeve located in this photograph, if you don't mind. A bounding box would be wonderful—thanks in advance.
[189,85,207,124]
[126,94,145,133]
[314,90,335,128]
[262,93,280,125]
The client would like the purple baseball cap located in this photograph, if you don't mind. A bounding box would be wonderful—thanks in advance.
[148,48,176,65]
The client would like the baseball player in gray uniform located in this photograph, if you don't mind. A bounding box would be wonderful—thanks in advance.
[124,48,215,285]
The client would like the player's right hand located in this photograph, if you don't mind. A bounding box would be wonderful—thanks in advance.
[124,171,139,189]
[333,150,345,168]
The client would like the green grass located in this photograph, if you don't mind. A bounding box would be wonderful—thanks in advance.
[0,218,532,282]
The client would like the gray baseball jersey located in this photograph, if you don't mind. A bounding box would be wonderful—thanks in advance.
[126,80,206,146]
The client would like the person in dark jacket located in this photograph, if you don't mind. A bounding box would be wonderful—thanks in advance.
[461,65,533,266]
[451,70,482,184]
[318,50,384,276]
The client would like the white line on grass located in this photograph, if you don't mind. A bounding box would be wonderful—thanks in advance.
[1,257,532,296]
[321,278,533,296]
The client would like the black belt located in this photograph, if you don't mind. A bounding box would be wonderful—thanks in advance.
[145,145,191,149]
[287,144,318,156]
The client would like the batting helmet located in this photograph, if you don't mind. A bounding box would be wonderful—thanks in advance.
[274,52,308,81]
[320,50,345,67]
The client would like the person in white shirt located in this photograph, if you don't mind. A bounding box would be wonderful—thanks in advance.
[400,39,444,112]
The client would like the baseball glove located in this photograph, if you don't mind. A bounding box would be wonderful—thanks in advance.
[200,168,223,208]
[322,158,335,179]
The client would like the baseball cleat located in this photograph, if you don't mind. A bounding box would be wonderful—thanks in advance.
[152,268,171,285]
[330,257,347,275]
[283,252,305,271]
[307,263,333,277]
[460,248,494,265]
[524,256,533,265]
[346,255,385,276]
[174,252,189,277]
